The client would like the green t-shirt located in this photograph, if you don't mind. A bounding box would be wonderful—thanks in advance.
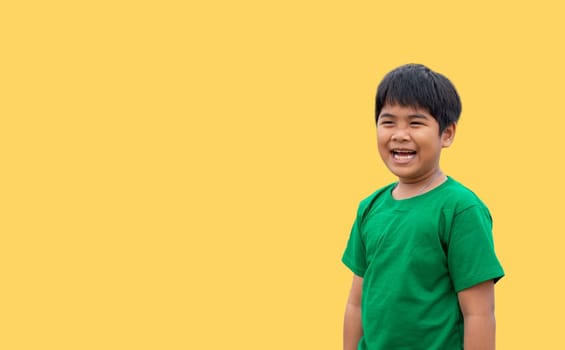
[342,177,504,349]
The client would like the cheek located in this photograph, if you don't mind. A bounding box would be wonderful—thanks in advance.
[376,129,389,143]
[376,140,390,159]
[376,136,388,151]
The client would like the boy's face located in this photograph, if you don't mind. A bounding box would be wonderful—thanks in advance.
[377,103,455,184]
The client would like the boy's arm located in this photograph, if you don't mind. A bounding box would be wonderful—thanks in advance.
[343,274,363,350]
[457,280,496,350]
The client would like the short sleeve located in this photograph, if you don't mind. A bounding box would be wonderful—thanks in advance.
[447,204,505,292]
[342,213,367,277]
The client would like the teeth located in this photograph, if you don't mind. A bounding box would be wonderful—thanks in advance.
[392,150,416,161]
[393,153,415,160]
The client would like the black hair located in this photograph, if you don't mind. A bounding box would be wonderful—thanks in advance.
[375,64,462,133]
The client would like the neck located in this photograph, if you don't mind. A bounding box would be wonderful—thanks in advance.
[393,170,445,199]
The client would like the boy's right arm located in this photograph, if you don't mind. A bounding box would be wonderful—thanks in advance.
[343,274,363,350]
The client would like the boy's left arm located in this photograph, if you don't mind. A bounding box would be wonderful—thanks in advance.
[457,280,496,350]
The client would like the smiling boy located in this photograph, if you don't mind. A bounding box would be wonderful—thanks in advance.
[342,64,504,349]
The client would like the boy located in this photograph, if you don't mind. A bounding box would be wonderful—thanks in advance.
[342,64,504,350]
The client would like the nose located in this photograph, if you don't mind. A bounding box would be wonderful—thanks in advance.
[391,127,410,142]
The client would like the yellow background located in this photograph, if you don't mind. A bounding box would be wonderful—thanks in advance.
[1,1,563,349]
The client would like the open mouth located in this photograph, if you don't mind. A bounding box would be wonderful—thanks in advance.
[391,149,416,161]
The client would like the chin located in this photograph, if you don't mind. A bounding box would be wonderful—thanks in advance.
[388,169,422,183]
[386,165,415,178]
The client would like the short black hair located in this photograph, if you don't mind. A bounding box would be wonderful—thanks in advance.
[375,64,462,133]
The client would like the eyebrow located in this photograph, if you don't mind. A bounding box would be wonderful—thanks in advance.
[379,113,429,119]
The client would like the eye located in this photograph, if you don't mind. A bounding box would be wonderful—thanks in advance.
[379,120,394,126]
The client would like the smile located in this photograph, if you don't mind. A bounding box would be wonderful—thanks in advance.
[391,149,416,161]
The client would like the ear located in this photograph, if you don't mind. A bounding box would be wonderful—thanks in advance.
[441,123,456,148]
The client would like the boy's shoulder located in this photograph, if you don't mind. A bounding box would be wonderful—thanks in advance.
[360,182,395,204]
[361,182,396,203]
[442,177,489,210]
[355,182,396,217]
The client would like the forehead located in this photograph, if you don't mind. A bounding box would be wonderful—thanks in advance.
[379,103,433,118]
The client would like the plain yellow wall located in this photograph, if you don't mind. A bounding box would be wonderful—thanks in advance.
[2,1,564,349]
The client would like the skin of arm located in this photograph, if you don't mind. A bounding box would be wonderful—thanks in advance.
[343,274,363,350]
[457,280,497,350]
